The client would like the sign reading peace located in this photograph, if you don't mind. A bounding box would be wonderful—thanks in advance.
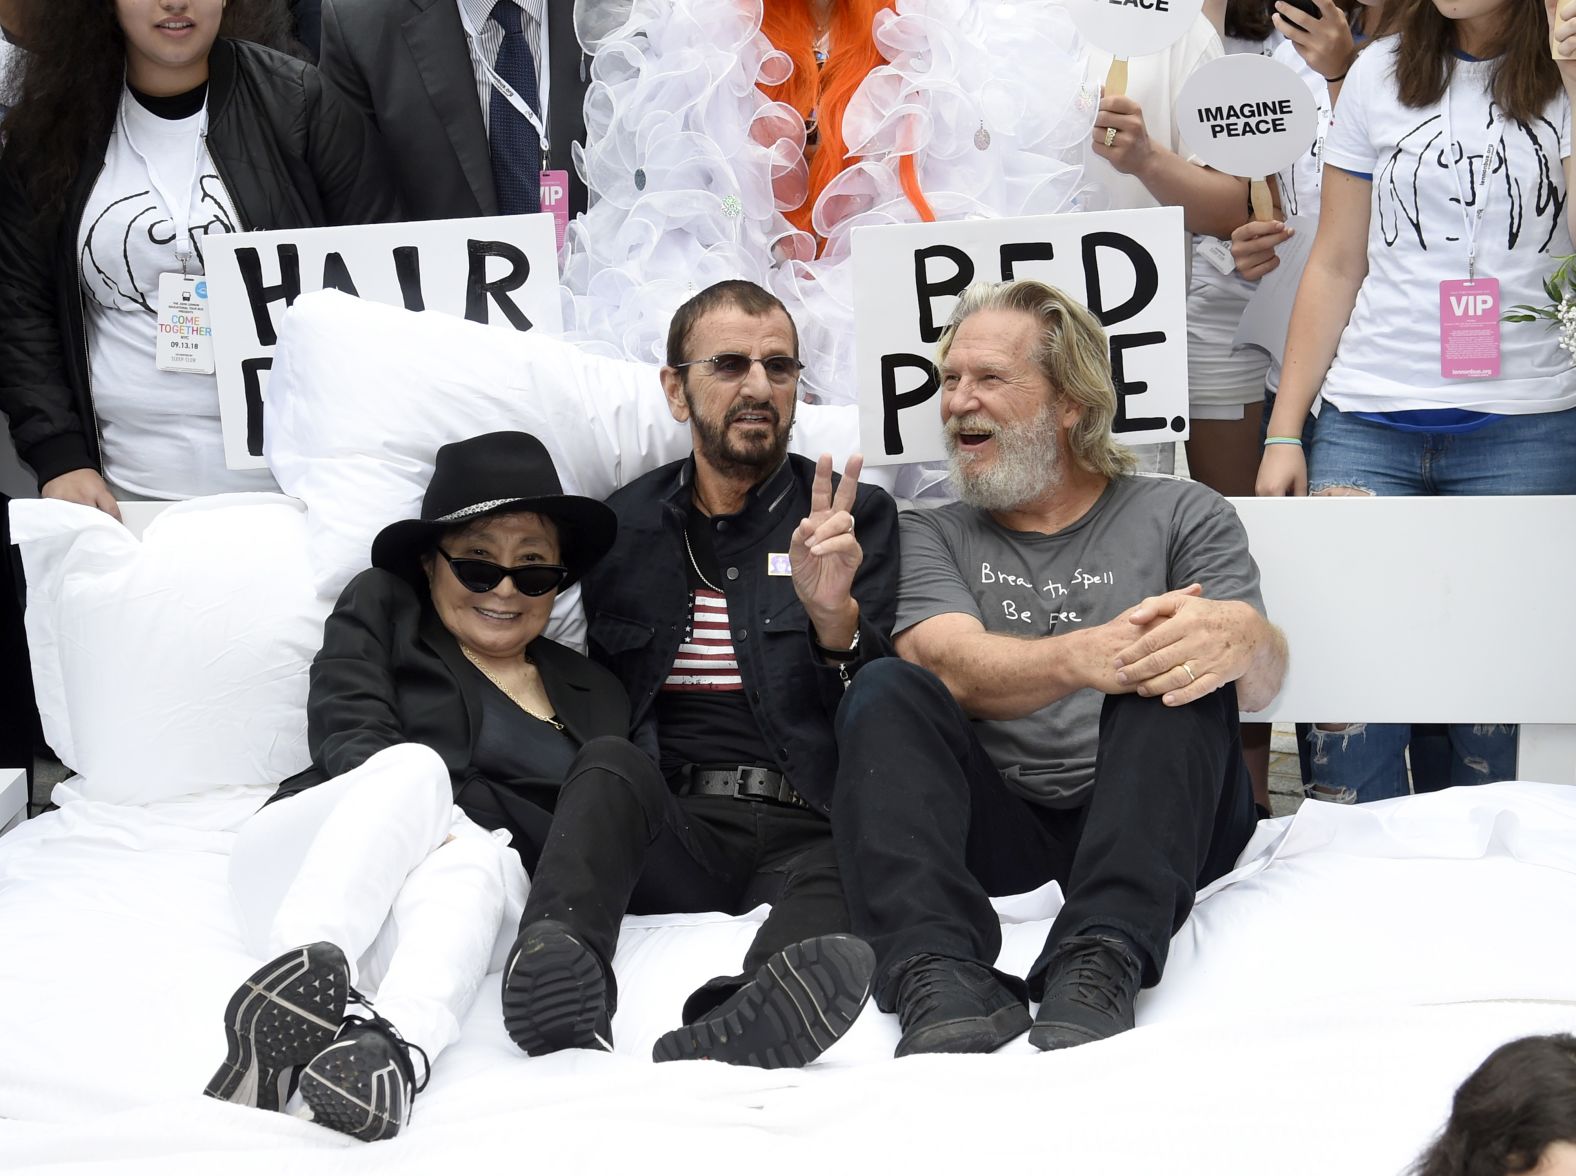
[1064,0,1205,60]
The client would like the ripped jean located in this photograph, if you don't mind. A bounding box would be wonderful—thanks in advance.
[1300,404,1576,803]
[1304,723,1517,804]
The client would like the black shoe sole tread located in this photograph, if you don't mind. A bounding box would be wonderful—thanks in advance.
[501,921,611,1056]
[203,942,350,1111]
[652,934,875,1070]
[299,1037,407,1142]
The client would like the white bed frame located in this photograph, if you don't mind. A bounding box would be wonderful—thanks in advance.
[3,494,1572,831]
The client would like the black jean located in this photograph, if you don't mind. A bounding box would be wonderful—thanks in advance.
[831,659,1257,1009]
[515,736,849,1017]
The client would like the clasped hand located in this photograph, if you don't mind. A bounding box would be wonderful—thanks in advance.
[1093,584,1264,706]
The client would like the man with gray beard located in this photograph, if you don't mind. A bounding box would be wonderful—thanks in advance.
[830,279,1286,1058]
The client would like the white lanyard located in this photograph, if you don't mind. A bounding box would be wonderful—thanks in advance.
[458,0,551,155]
[1440,79,1506,280]
[116,89,211,272]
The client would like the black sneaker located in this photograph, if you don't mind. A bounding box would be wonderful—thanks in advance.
[204,942,350,1111]
[501,919,613,1056]
[299,1013,430,1142]
[1028,933,1143,1051]
[892,954,1030,1057]
[652,934,876,1069]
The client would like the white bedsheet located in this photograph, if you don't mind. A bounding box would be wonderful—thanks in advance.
[3,782,1575,1174]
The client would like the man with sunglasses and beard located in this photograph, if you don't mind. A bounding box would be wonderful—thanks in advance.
[830,279,1286,1059]
[499,279,900,1070]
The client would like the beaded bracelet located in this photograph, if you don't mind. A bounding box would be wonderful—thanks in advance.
[1263,436,1304,447]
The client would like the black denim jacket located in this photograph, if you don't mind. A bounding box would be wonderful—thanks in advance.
[581,453,900,814]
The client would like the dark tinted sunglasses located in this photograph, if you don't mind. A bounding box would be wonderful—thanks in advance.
[672,352,806,385]
[436,548,569,596]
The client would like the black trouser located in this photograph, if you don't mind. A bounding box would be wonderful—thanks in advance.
[515,736,849,1017]
[831,659,1257,1009]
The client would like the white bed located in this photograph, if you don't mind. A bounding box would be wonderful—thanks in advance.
[4,295,1574,1172]
[3,779,1576,1174]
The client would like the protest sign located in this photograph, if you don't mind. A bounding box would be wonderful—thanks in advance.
[852,207,1188,466]
[1176,54,1319,219]
[1065,0,1204,94]
[205,214,562,469]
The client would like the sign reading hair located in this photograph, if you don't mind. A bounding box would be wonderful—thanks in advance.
[206,215,562,470]
[851,207,1188,466]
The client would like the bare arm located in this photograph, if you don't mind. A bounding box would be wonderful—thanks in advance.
[894,610,1142,721]
[1256,166,1371,495]
[1092,95,1250,239]
[1547,0,1576,241]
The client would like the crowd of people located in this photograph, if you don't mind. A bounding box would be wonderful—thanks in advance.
[0,0,1571,1163]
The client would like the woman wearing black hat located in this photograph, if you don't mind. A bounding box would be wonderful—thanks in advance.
[204,431,626,1143]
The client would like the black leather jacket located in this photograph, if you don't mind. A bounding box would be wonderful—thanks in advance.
[581,454,900,815]
[0,38,401,487]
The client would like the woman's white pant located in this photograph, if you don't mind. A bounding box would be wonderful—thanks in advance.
[228,744,528,1074]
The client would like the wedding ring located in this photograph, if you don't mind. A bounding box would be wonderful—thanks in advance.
[1104,127,1118,148]
[1181,662,1196,683]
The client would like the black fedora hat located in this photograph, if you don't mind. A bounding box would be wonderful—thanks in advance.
[370,432,616,589]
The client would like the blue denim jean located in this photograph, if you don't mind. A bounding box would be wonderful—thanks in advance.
[1309,403,1576,497]
[1298,404,1576,803]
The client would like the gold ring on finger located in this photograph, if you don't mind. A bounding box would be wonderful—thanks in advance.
[1181,662,1196,683]
[1104,127,1118,148]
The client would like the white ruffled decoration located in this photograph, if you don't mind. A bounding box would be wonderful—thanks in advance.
[563,0,1093,408]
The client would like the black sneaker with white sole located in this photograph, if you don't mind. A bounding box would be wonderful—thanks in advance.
[500,919,613,1056]
[299,1013,430,1142]
[203,941,351,1112]
[651,934,876,1069]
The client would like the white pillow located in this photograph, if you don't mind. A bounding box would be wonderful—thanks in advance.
[10,495,328,805]
[262,290,884,622]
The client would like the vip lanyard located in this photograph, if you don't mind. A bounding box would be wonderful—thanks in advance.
[458,0,552,154]
[1440,79,1507,280]
[116,89,211,273]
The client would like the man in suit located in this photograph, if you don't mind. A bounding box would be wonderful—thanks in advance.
[318,0,589,222]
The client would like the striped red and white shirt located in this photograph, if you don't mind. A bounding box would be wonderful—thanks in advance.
[662,589,742,693]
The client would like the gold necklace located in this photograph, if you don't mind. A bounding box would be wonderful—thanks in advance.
[458,643,566,731]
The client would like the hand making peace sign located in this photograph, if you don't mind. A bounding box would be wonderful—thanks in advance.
[790,453,864,644]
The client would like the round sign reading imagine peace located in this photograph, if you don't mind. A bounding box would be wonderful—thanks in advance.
[1175,53,1320,178]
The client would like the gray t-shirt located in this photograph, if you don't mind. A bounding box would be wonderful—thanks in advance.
[896,474,1265,807]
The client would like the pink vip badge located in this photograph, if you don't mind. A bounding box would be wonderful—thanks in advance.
[540,169,570,252]
[1439,278,1501,379]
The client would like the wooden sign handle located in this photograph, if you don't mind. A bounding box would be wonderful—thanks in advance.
[1250,177,1274,222]
[1104,57,1128,98]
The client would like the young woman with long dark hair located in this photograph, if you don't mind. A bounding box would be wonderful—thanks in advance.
[1255,0,1576,802]
[0,0,398,517]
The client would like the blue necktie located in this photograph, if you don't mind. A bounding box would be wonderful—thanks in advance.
[488,1,541,215]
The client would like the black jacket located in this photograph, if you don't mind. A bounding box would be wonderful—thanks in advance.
[0,38,401,487]
[272,568,632,826]
[581,454,900,815]
[318,0,590,220]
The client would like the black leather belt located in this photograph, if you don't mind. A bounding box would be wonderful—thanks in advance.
[680,765,809,809]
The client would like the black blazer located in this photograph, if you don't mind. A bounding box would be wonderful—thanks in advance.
[317,0,590,220]
[272,569,631,822]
